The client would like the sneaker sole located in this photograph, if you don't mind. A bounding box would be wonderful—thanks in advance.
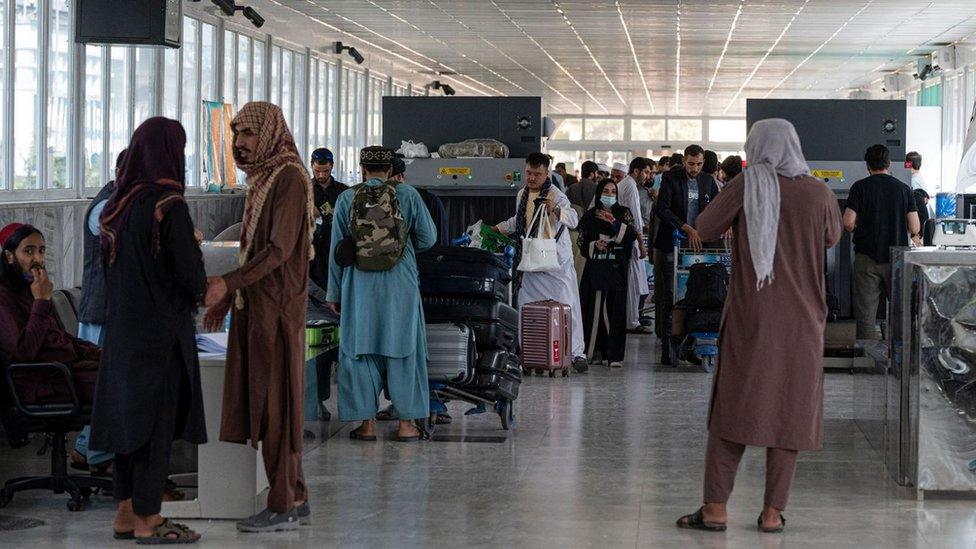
[236,521,300,533]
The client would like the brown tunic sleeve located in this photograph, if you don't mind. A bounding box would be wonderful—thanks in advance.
[223,166,309,294]
[697,173,744,241]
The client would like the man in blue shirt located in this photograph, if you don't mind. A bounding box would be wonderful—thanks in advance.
[327,147,437,442]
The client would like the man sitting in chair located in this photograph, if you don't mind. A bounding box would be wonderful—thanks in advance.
[0,223,100,407]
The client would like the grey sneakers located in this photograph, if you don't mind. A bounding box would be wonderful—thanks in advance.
[296,501,311,526]
[236,508,300,533]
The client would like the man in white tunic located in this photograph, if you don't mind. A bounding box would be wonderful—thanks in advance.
[615,158,653,329]
[496,153,587,373]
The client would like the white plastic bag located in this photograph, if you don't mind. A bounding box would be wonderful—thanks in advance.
[518,205,560,273]
[397,140,430,159]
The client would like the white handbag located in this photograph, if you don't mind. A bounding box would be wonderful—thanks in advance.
[518,203,561,273]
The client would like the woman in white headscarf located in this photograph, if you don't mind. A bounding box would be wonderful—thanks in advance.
[676,119,843,534]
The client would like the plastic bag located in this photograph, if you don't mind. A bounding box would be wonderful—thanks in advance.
[438,139,509,159]
[397,140,430,159]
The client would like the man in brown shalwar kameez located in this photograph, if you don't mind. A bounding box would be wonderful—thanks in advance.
[676,119,843,534]
[203,102,316,533]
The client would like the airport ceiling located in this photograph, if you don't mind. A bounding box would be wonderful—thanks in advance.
[229,0,976,116]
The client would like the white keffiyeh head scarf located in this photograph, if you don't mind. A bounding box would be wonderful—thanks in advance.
[743,118,809,289]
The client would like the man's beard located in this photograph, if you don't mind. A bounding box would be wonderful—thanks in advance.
[2,261,39,292]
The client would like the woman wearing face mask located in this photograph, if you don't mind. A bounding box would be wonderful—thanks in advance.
[577,179,640,368]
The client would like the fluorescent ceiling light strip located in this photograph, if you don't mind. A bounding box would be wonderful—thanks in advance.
[807,3,933,92]
[551,0,627,108]
[763,1,875,98]
[424,0,581,111]
[363,0,523,95]
[282,0,495,96]
[907,11,976,54]
[615,0,655,114]
[490,0,608,113]
[675,1,681,114]
[703,0,744,109]
[722,0,810,115]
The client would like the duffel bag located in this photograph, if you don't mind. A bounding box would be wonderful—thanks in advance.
[685,263,729,309]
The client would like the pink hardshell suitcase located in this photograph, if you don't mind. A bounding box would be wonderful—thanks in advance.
[520,300,572,378]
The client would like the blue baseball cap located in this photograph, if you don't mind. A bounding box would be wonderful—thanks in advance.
[311,148,334,164]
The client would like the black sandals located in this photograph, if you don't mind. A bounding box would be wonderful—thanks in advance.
[676,507,727,532]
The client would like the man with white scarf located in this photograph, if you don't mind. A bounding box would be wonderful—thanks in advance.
[675,119,842,534]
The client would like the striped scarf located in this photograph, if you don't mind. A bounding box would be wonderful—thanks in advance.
[232,102,315,309]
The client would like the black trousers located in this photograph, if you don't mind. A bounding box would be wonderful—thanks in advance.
[315,348,337,402]
[653,250,675,341]
[112,349,184,517]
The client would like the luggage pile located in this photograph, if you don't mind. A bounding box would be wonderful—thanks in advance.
[419,246,520,430]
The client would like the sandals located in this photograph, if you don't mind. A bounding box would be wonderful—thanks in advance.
[676,507,727,532]
[135,519,201,545]
[114,530,135,540]
[349,426,377,441]
[758,513,786,533]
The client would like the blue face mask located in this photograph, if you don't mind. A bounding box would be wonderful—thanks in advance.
[600,196,617,208]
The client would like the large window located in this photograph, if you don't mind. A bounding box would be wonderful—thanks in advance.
[708,119,746,143]
[83,45,103,189]
[0,0,5,188]
[162,48,178,119]
[13,0,39,190]
[236,34,250,106]
[253,40,265,101]
[109,47,130,162]
[631,119,665,141]
[133,48,156,130]
[47,0,69,189]
[551,118,582,141]
[181,18,199,186]
[222,30,235,105]
[668,119,702,141]
[584,119,625,141]
[0,4,428,198]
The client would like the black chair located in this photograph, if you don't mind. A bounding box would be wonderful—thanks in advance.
[0,289,111,511]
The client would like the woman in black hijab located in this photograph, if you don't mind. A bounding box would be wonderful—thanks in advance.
[577,179,639,368]
[90,117,206,544]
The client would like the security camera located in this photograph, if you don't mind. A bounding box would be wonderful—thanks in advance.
[334,42,365,64]
[242,6,264,28]
[441,84,456,96]
[211,0,235,16]
[348,47,364,64]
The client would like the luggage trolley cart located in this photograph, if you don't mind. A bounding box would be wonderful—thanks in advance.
[672,230,732,372]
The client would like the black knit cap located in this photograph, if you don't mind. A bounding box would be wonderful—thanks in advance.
[360,146,394,168]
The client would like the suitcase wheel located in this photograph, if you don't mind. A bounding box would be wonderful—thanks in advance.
[561,369,569,377]
[536,369,544,376]
[548,370,555,378]
[496,400,514,431]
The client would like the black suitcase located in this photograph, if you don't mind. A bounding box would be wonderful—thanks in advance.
[422,297,519,352]
[470,349,522,401]
[418,246,512,301]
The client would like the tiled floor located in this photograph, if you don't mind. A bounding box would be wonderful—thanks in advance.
[1,335,974,548]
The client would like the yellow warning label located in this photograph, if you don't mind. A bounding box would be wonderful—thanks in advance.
[439,167,472,176]
[812,170,843,179]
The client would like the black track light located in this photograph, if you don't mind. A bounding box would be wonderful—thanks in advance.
[333,41,365,65]
[211,1,264,28]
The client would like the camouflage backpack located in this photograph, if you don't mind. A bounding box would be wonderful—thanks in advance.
[350,180,407,271]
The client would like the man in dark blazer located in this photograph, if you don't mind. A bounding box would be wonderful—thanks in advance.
[652,144,719,364]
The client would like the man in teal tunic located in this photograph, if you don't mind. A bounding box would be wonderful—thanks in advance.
[326,146,437,441]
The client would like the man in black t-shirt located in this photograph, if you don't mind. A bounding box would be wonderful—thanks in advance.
[309,147,348,421]
[844,144,921,340]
